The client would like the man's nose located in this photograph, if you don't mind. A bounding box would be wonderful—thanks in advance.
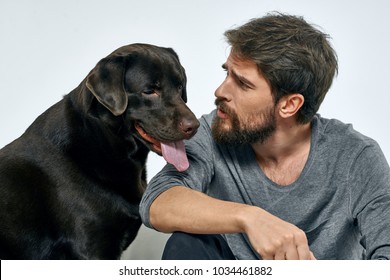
[214,80,232,101]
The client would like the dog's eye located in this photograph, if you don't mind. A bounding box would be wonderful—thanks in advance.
[142,89,160,97]
[143,89,155,95]
[178,85,183,91]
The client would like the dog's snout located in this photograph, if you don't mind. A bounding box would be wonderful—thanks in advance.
[180,118,200,138]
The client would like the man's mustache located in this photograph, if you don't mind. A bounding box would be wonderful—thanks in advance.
[215,98,234,116]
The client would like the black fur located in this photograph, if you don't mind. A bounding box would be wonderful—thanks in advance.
[0,43,199,259]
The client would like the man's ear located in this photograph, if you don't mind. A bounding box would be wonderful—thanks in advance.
[86,56,128,116]
[278,93,305,119]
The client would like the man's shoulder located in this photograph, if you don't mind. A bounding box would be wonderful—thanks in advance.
[314,115,376,146]
[199,110,217,127]
[191,110,216,141]
[184,110,216,153]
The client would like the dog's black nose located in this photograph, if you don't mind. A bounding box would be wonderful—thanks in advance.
[180,118,200,138]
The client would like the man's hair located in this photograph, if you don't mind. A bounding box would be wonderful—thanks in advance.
[224,13,338,124]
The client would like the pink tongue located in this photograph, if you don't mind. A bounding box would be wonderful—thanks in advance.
[161,141,189,172]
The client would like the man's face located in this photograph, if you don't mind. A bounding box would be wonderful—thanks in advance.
[212,52,277,145]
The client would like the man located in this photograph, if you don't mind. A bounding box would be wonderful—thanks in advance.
[139,13,390,260]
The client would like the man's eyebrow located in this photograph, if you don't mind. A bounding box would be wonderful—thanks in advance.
[221,62,256,89]
[236,73,255,88]
[224,66,255,88]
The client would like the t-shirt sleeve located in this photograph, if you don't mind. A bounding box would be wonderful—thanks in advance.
[349,140,390,259]
[139,114,216,229]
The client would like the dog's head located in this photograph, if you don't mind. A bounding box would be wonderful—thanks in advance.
[85,44,199,171]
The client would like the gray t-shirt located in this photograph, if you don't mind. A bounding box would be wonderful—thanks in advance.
[140,110,390,259]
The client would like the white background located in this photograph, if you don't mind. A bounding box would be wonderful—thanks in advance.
[1,0,389,259]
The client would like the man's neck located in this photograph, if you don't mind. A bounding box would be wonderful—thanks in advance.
[251,121,312,186]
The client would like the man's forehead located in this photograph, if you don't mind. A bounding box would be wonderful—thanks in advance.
[224,51,260,78]
[225,51,257,70]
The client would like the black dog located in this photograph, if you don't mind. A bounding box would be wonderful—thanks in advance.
[0,43,199,259]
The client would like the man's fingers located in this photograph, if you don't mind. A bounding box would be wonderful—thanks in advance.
[284,244,299,260]
[296,243,312,260]
[273,250,286,260]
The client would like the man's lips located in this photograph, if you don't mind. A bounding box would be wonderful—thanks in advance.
[217,107,229,119]
[215,98,231,120]
[217,102,234,120]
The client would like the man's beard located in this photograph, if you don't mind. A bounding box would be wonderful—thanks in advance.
[212,98,277,145]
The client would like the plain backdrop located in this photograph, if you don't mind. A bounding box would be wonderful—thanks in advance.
[1,0,389,259]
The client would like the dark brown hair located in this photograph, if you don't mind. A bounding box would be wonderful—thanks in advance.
[224,13,338,124]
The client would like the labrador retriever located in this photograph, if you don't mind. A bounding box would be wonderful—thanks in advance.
[0,43,199,259]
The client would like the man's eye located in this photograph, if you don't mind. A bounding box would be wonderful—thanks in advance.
[238,80,250,90]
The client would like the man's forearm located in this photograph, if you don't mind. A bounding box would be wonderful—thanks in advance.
[149,185,250,234]
[149,185,315,260]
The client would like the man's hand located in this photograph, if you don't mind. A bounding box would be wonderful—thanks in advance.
[241,206,316,260]
[150,186,315,260]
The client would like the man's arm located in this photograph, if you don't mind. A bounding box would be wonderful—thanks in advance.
[150,185,315,260]
[349,143,390,259]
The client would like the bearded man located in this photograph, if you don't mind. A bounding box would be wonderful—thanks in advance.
[139,13,390,260]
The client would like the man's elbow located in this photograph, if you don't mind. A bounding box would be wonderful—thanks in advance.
[149,200,175,233]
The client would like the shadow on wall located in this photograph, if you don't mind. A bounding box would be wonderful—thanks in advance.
[121,225,171,260]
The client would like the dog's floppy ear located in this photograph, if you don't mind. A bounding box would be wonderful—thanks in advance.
[86,56,128,116]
